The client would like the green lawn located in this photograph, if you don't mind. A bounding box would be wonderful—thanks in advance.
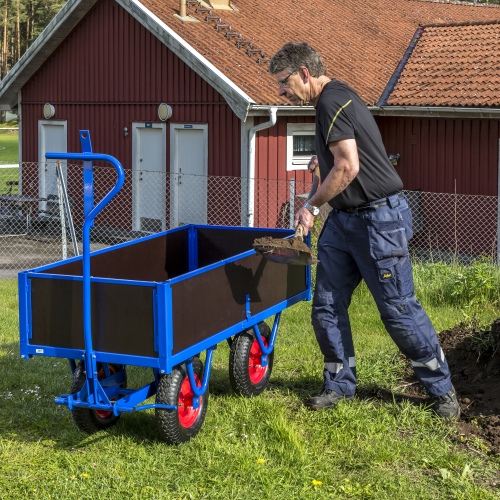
[0,264,499,499]
[0,167,19,194]
[0,129,19,165]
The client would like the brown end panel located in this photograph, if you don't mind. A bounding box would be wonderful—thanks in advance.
[41,230,190,281]
[30,278,157,357]
[171,254,306,353]
[197,227,292,268]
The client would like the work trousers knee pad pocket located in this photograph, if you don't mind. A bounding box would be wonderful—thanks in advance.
[375,256,414,299]
[312,290,347,331]
[384,322,434,361]
[312,291,334,319]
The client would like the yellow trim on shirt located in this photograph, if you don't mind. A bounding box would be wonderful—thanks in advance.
[326,100,352,145]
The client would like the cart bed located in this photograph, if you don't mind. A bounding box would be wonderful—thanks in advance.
[20,224,311,372]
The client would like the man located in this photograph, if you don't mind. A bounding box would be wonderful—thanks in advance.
[269,42,459,419]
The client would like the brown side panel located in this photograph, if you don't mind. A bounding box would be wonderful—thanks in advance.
[171,254,306,353]
[196,227,292,268]
[30,278,156,357]
[41,230,190,281]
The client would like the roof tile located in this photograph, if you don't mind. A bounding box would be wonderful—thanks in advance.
[388,21,500,107]
[140,0,500,106]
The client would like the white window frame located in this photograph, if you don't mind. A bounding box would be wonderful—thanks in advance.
[286,123,316,171]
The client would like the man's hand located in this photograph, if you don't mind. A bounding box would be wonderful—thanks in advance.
[308,155,319,173]
[294,155,321,236]
[294,206,314,236]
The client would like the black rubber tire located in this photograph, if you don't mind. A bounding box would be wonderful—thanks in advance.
[70,361,126,434]
[229,322,274,397]
[155,357,209,444]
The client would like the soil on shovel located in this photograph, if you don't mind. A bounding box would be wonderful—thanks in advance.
[366,318,500,456]
[253,235,312,254]
[253,235,319,265]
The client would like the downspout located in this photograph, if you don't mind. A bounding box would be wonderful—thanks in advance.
[247,106,278,227]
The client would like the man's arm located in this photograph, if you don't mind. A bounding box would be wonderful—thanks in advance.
[294,138,359,235]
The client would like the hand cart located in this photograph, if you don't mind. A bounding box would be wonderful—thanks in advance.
[18,131,313,444]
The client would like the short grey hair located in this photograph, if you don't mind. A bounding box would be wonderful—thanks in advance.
[269,42,326,77]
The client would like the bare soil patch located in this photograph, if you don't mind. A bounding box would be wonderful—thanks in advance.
[439,319,500,455]
[366,318,500,456]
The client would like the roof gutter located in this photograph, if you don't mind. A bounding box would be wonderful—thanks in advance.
[246,104,500,119]
[247,104,315,116]
[371,106,500,119]
[247,106,278,227]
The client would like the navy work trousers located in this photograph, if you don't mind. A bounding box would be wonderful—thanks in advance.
[312,193,453,398]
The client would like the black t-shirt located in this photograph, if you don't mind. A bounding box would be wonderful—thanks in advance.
[315,79,403,209]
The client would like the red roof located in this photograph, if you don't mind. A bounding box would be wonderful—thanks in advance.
[387,20,500,107]
[1,0,500,111]
[140,0,500,105]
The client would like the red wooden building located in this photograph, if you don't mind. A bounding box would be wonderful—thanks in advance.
[0,0,499,241]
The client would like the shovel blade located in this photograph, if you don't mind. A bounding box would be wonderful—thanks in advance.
[254,246,318,266]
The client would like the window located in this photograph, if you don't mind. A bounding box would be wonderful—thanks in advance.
[286,123,316,171]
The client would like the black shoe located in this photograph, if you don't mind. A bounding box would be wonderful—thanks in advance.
[432,387,460,419]
[304,389,354,410]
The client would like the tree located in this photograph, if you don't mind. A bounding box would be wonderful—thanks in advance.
[0,0,65,80]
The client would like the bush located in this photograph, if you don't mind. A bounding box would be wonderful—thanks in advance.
[414,259,499,306]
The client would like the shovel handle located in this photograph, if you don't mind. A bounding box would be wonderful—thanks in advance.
[307,166,320,201]
[295,224,304,241]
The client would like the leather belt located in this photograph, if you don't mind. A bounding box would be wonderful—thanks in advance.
[342,192,404,213]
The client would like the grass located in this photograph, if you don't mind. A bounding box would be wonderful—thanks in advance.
[0,128,19,165]
[1,262,500,499]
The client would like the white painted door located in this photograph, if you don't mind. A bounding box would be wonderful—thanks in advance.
[170,124,208,227]
[38,121,67,209]
[132,123,166,233]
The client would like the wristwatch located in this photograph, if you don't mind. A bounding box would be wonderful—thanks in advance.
[304,202,320,216]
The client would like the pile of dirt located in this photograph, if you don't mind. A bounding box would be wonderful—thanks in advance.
[439,318,500,455]
[385,318,500,455]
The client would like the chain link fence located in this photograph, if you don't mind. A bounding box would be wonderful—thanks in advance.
[1,162,498,278]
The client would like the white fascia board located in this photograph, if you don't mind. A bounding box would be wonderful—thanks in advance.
[247,105,316,117]
[248,105,500,119]
[119,0,255,121]
[0,0,99,109]
[371,106,500,119]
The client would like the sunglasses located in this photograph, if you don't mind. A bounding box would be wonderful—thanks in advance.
[277,70,298,87]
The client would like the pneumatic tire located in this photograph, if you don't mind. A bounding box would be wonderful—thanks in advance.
[70,361,126,434]
[155,357,208,445]
[229,322,274,397]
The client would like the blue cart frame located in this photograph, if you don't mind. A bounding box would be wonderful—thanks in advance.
[18,131,312,443]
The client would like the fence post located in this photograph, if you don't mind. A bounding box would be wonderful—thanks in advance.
[56,166,68,260]
[289,179,295,229]
[497,139,500,265]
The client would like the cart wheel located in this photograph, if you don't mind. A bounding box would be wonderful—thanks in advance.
[155,357,208,445]
[229,322,274,397]
[70,361,127,434]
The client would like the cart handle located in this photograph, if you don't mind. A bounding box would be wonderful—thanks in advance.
[46,142,125,404]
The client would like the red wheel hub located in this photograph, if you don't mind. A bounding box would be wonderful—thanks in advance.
[95,365,117,419]
[248,336,268,384]
[178,374,202,428]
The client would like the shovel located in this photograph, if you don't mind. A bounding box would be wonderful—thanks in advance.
[253,167,320,265]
